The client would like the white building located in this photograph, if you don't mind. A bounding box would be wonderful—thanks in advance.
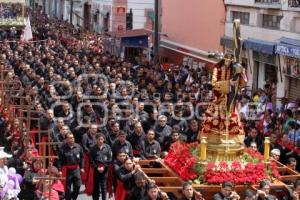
[127,0,154,30]
[223,0,300,101]
[90,0,154,33]
[37,0,154,33]
[41,0,87,28]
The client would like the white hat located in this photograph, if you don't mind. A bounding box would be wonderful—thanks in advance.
[0,147,12,159]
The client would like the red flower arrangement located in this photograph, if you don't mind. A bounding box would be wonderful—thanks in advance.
[204,161,268,185]
[244,147,264,163]
[164,142,199,180]
[165,142,280,185]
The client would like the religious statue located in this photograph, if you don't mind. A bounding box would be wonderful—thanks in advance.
[199,20,247,162]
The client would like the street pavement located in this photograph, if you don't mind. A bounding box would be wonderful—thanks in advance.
[77,185,114,200]
[78,193,114,200]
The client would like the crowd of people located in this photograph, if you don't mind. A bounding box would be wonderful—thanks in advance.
[0,8,299,200]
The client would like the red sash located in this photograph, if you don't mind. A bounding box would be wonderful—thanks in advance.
[133,149,140,157]
[61,164,79,189]
[115,180,127,200]
[81,154,90,184]
[85,163,104,196]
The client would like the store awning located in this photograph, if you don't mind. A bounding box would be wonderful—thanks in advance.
[121,35,148,48]
[220,36,234,49]
[107,28,152,38]
[275,37,300,59]
[244,38,275,55]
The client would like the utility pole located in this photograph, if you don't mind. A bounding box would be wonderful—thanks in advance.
[43,0,46,13]
[70,0,73,25]
[154,0,159,65]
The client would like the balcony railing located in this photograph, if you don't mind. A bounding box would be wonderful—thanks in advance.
[255,0,281,9]
[255,0,280,3]
[288,0,300,7]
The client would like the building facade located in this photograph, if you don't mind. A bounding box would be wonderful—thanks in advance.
[223,0,300,100]
[90,0,154,33]
[40,0,154,32]
[160,0,225,66]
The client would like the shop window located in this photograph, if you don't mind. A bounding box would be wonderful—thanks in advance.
[265,64,278,84]
[262,14,282,29]
[231,11,250,25]
[285,57,300,78]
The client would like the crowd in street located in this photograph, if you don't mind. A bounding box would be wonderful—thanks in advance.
[0,9,299,200]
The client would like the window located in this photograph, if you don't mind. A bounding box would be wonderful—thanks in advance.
[232,11,250,25]
[117,7,126,14]
[288,0,300,7]
[262,14,282,29]
[147,11,155,22]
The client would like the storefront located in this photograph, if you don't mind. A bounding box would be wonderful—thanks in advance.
[276,37,300,100]
[244,38,277,91]
[106,29,152,63]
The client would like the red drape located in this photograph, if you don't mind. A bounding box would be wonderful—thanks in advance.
[61,165,79,190]
[81,154,90,184]
[85,164,104,196]
[115,180,127,200]
[85,165,94,196]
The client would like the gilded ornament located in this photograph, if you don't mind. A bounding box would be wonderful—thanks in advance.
[212,119,219,126]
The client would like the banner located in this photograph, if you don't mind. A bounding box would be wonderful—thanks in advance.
[23,17,33,41]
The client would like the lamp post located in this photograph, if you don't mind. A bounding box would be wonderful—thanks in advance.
[200,137,207,162]
[264,137,270,163]
[153,0,159,65]
[70,0,73,25]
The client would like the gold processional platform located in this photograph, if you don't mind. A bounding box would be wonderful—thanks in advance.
[139,159,300,199]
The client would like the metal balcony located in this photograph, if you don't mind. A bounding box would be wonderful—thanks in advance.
[288,0,300,7]
[255,0,282,9]
[255,0,280,3]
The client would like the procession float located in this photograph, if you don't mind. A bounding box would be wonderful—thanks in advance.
[139,20,300,199]
[0,16,299,199]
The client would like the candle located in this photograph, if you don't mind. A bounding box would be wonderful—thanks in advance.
[200,137,207,161]
[264,137,270,162]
